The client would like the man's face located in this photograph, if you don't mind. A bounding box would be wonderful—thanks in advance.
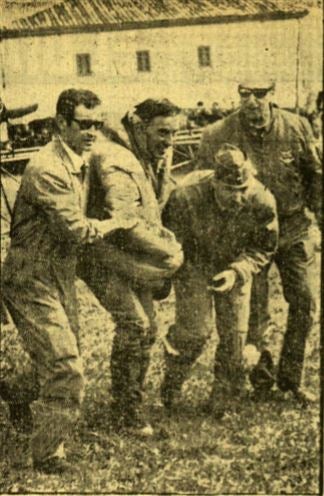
[239,87,272,124]
[215,182,249,210]
[145,115,179,161]
[58,103,104,156]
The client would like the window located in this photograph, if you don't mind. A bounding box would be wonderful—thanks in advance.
[198,46,211,67]
[76,53,91,76]
[137,50,151,72]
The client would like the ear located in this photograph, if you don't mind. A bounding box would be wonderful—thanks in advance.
[56,114,68,133]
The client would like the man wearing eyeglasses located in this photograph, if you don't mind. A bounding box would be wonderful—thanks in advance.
[1,88,136,473]
[197,80,321,406]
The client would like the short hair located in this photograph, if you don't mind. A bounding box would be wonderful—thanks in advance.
[133,98,180,123]
[56,88,101,123]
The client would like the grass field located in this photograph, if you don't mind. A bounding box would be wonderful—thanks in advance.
[0,250,321,494]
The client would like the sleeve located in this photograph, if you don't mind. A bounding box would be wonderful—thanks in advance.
[97,165,183,263]
[162,188,188,245]
[230,192,279,283]
[298,117,322,226]
[25,168,108,245]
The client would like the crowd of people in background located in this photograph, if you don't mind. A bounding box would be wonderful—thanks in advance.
[1,92,322,158]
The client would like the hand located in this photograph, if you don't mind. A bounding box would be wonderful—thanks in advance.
[208,269,237,293]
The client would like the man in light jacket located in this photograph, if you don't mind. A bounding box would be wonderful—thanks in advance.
[78,99,184,436]
[1,88,135,473]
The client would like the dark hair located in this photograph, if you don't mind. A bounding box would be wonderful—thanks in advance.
[134,98,180,122]
[56,88,101,123]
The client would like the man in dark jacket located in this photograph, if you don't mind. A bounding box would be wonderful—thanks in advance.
[78,99,183,436]
[161,144,278,417]
[197,80,321,405]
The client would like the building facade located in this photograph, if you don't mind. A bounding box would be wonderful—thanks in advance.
[1,0,322,126]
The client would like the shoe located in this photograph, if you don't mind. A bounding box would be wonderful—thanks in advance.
[202,385,231,420]
[128,422,154,438]
[110,402,154,438]
[34,456,78,475]
[249,350,275,393]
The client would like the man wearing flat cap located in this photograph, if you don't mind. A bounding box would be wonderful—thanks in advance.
[197,80,322,406]
[160,144,278,417]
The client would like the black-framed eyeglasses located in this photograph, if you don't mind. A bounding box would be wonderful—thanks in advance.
[72,118,104,130]
[238,88,270,99]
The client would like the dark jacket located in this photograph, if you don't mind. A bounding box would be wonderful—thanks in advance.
[197,107,322,226]
[163,171,278,283]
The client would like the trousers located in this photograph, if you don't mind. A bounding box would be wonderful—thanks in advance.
[163,263,252,394]
[2,274,84,463]
[248,218,318,390]
[82,267,157,419]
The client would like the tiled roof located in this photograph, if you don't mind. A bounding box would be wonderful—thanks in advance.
[1,0,320,34]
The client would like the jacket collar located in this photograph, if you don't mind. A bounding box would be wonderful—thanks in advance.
[55,135,85,174]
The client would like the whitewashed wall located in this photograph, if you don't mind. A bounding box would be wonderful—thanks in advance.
[1,11,322,128]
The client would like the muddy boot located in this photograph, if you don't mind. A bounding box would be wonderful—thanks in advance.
[160,351,191,412]
[250,349,275,398]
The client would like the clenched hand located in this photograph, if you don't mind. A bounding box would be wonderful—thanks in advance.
[208,269,237,293]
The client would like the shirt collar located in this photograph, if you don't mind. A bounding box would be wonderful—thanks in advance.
[58,135,85,174]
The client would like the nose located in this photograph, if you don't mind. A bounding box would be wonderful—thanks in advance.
[88,124,97,133]
[246,93,258,106]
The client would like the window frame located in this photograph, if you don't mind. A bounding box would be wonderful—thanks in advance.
[198,46,211,68]
[76,53,92,76]
[136,50,151,72]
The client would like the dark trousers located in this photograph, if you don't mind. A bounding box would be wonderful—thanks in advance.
[82,269,157,418]
[248,220,318,391]
[163,263,252,395]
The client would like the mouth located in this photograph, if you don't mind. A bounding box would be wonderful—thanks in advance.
[83,137,96,149]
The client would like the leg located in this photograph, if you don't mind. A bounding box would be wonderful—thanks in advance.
[247,265,271,349]
[137,290,157,391]
[213,276,252,403]
[3,280,84,467]
[161,265,213,407]
[85,271,152,428]
[276,230,318,393]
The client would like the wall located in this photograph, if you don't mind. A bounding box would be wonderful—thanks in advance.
[1,12,321,127]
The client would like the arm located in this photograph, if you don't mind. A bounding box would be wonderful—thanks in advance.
[25,167,134,245]
[299,117,322,226]
[230,192,279,284]
[162,188,188,246]
[97,164,182,262]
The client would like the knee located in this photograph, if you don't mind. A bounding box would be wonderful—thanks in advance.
[45,356,85,406]
[166,324,207,362]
